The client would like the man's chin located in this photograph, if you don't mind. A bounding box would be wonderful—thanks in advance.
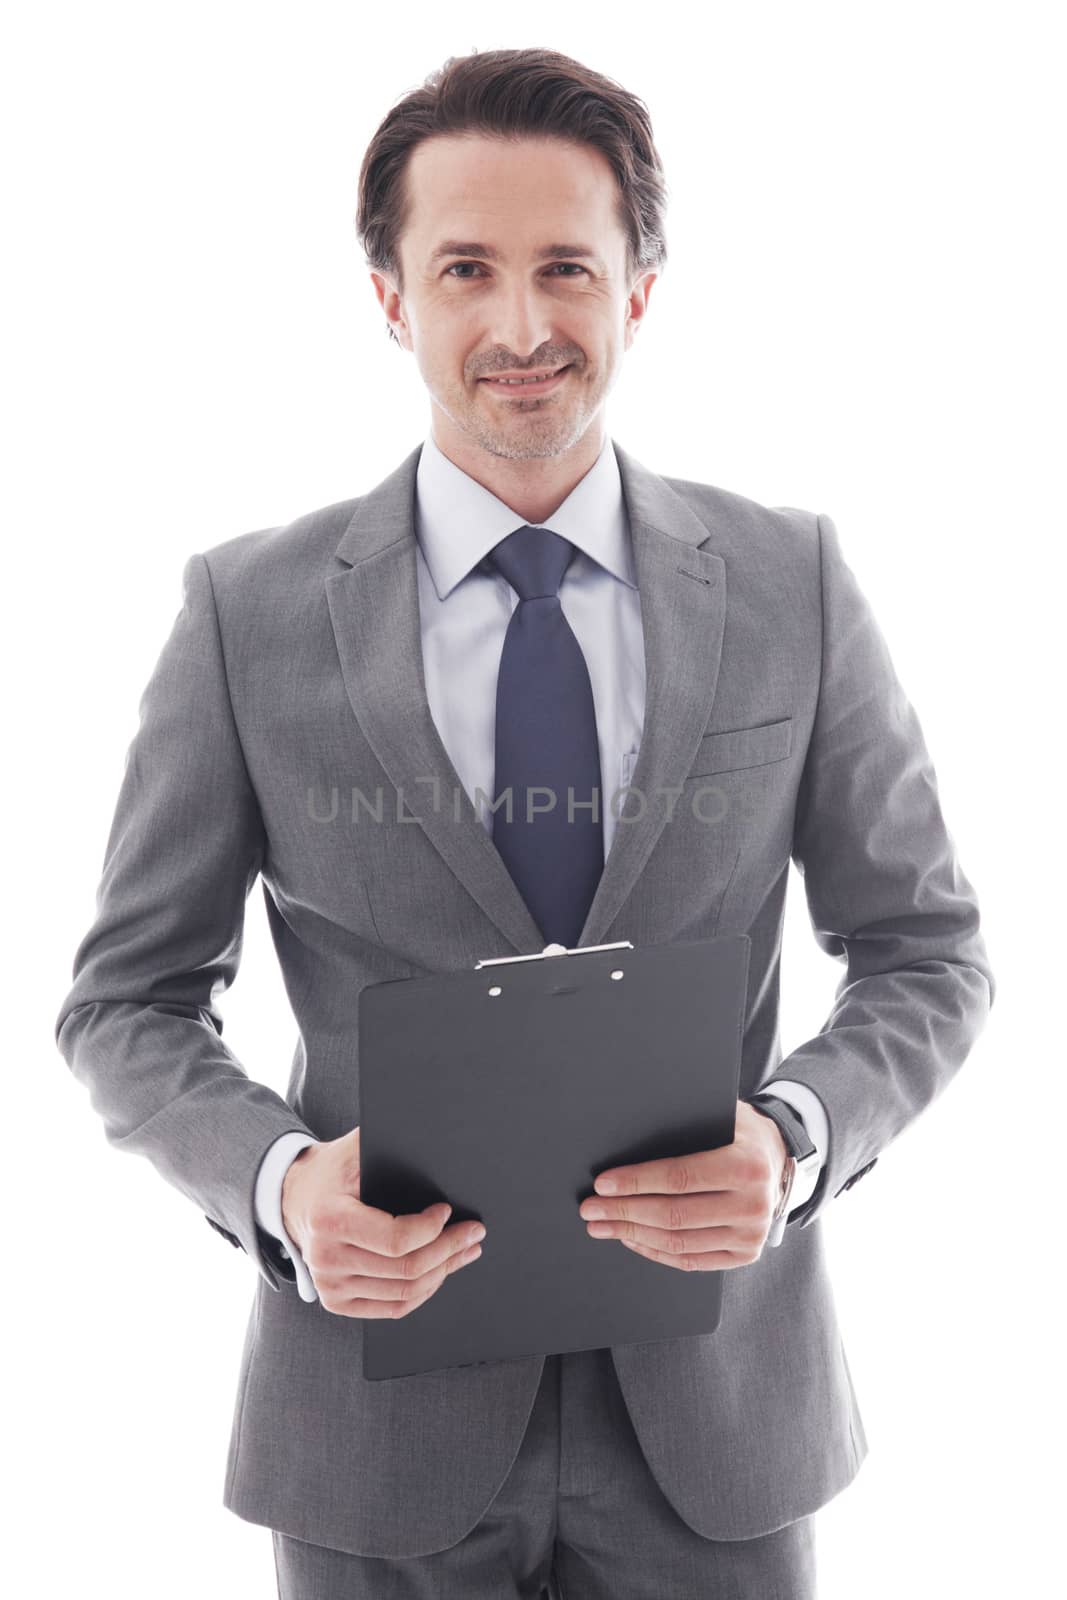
[471,419,588,461]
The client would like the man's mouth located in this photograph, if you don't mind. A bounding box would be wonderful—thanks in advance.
[479,365,572,393]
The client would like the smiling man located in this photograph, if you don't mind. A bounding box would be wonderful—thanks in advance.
[386,133,635,526]
[55,45,994,1600]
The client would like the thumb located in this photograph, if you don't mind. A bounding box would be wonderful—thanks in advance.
[335,1122,361,1197]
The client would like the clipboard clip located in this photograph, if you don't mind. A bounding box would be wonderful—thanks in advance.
[474,940,634,970]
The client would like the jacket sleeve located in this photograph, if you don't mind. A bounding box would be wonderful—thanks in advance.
[54,551,318,1291]
[767,511,996,1229]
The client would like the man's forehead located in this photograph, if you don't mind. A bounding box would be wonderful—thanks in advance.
[407,136,615,209]
[400,137,623,271]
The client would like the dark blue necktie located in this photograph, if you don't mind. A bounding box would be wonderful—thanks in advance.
[487,525,604,948]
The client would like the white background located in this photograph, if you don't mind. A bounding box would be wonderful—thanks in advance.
[9,2,1061,1594]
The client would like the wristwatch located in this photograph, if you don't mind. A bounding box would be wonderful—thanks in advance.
[748,1092,820,1227]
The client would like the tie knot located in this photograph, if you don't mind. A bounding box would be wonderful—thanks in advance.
[486,525,575,602]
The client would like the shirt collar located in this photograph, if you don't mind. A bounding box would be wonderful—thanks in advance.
[414,429,638,601]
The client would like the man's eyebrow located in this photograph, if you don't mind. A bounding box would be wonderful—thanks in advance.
[427,241,607,269]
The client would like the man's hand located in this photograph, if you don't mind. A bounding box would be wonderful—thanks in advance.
[281,1126,486,1317]
[578,1099,789,1270]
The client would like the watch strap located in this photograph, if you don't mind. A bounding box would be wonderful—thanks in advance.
[748,1092,817,1162]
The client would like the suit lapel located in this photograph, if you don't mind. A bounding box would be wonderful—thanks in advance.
[325,439,727,957]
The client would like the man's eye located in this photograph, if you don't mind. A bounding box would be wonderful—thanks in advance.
[445,263,587,278]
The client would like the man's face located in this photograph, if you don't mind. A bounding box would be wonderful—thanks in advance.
[372,134,656,461]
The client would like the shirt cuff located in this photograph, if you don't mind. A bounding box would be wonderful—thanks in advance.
[253,1130,322,1302]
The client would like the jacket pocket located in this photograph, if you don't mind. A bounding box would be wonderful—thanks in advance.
[687,716,793,777]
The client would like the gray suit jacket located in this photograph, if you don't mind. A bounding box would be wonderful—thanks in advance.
[55,439,994,1558]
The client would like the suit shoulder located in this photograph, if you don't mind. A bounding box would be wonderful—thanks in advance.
[661,470,821,555]
[196,493,364,594]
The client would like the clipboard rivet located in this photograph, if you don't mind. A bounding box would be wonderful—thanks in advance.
[487,985,502,997]
[610,969,624,980]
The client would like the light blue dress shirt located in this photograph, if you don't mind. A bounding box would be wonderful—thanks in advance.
[254,431,829,1303]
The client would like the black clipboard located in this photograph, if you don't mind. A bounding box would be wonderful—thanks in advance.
[358,933,751,1381]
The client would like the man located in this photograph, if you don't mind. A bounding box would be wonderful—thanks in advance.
[55,46,994,1600]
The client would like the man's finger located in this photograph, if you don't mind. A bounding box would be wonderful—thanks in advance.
[597,1218,737,1255]
[620,1238,743,1271]
[582,1192,733,1229]
[337,1196,451,1255]
[593,1150,731,1197]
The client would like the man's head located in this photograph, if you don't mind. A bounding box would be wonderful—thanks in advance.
[356,49,668,465]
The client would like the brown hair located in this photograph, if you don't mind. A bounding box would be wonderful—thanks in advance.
[355,47,670,342]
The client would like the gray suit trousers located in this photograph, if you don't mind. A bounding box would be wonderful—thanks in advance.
[271,1345,816,1599]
